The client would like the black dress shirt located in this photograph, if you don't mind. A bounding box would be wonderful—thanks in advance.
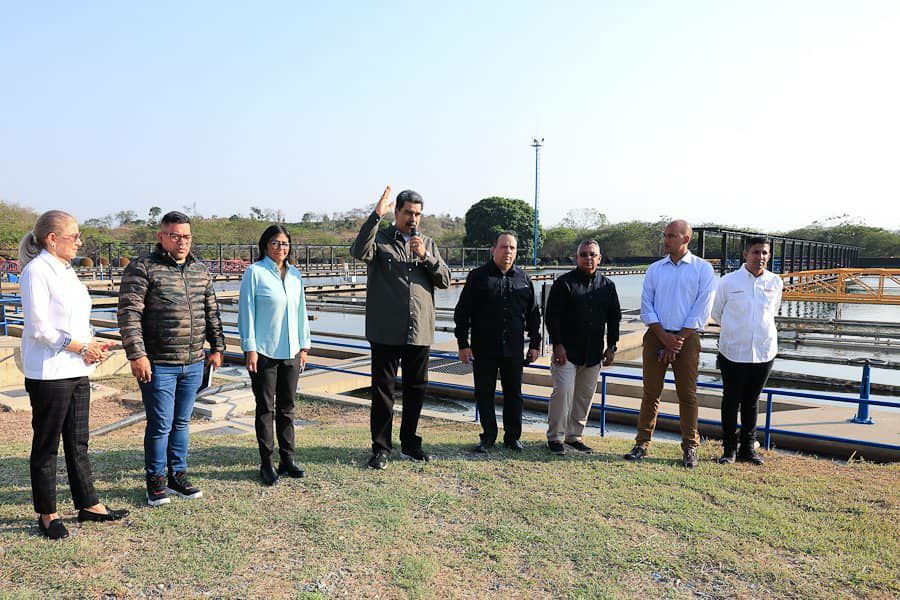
[545,268,621,367]
[454,261,542,358]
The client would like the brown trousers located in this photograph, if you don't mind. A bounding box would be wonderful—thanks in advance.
[635,329,701,450]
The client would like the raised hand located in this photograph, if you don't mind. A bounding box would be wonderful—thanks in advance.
[374,185,394,217]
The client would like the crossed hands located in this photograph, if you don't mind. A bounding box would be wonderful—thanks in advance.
[659,331,687,364]
[81,341,111,366]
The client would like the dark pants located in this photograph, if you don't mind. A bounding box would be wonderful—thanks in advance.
[249,353,300,466]
[718,354,774,451]
[25,376,99,514]
[370,342,429,454]
[473,356,523,444]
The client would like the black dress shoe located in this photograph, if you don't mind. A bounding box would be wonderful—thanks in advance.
[503,440,524,452]
[473,441,494,454]
[623,445,647,461]
[38,517,69,540]
[260,465,279,486]
[277,461,306,478]
[548,441,566,455]
[718,449,737,464]
[77,508,129,523]
[367,452,388,470]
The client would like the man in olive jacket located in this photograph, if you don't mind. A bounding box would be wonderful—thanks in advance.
[117,211,225,506]
[350,186,451,470]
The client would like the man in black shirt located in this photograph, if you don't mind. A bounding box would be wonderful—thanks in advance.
[544,240,621,455]
[454,232,542,453]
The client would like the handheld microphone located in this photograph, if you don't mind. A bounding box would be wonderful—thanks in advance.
[410,226,420,264]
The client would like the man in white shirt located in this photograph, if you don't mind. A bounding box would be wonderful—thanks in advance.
[710,237,782,465]
[625,220,716,468]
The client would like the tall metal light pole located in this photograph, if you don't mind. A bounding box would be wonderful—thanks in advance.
[531,137,543,266]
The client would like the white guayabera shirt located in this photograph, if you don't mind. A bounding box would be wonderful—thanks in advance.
[19,250,95,380]
[711,265,783,363]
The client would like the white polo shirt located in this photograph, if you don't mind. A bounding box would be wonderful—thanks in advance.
[711,265,783,363]
[20,250,95,380]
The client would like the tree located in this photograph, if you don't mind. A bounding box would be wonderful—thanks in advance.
[463,197,543,252]
[148,206,162,224]
[116,210,138,226]
[559,208,607,231]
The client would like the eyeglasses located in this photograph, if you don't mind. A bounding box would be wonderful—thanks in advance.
[163,233,193,243]
[268,241,291,248]
[579,252,599,258]
[57,233,82,242]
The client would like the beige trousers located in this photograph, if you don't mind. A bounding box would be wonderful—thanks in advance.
[547,361,601,443]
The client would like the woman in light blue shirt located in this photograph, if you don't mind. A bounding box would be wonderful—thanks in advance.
[238,225,311,486]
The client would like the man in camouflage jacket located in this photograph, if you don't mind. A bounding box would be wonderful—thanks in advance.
[117,211,225,506]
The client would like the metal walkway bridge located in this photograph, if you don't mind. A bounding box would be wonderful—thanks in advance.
[781,268,900,305]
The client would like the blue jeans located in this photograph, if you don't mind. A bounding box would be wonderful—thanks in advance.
[139,361,204,477]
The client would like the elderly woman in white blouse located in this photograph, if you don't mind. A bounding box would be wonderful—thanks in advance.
[18,210,128,540]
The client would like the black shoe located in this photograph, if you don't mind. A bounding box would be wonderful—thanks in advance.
[718,449,737,464]
[166,471,203,499]
[503,440,524,452]
[400,447,430,462]
[260,465,279,486]
[38,517,69,540]
[473,441,493,454]
[77,508,129,523]
[624,445,647,461]
[548,441,566,455]
[565,440,594,454]
[277,461,305,478]
[683,447,699,469]
[146,474,171,507]
[368,451,388,470]
[737,448,765,465]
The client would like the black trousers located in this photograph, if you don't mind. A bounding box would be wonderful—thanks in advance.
[718,354,774,451]
[473,355,524,444]
[249,353,301,466]
[25,376,99,514]
[370,342,429,454]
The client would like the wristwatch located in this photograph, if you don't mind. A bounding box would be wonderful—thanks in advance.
[79,345,89,359]
[607,345,618,354]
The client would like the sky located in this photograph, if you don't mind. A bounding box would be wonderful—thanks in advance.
[1,1,899,232]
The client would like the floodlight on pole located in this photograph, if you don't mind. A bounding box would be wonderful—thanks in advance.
[531,137,543,266]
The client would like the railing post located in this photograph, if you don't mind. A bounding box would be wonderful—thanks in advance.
[764,392,773,450]
[852,359,874,424]
[600,373,607,437]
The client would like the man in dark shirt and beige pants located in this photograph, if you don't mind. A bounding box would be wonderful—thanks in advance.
[453,232,542,453]
[545,240,621,455]
[350,186,451,470]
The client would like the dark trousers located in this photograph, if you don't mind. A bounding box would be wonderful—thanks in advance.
[25,376,99,514]
[249,353,301,466]
[473,356,524,444]
[370,342,429,454]
[718,354,774,451]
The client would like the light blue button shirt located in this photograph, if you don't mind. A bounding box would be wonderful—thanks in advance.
[238,256,311,359]
[640,251,717,331]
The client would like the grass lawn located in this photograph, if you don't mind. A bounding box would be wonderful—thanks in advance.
[0,398,897,599]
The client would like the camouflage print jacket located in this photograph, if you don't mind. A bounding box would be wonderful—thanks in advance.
[117,245,226,365]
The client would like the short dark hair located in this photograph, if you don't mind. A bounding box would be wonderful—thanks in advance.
[577,239,601,254]
[257,225,292,262]
[396,190,423,211]
[492,231,517,246]
[746,236,770,249]
[160,211,191,226]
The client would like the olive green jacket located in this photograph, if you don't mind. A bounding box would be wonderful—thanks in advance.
[350,211,451,346]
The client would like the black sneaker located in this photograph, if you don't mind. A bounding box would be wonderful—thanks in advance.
[718,449,737,464]
[624,445,647,461]
[367,451,388,470]
[166,471,203,499]
[548,441,566,455]
[565,440,594,454]
[737,448,765,465]
[400,447,430,462]
[503,440,524,452]
[683,447,699,469]
[146,474,171,507]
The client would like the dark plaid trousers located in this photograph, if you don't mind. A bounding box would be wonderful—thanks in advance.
[25,376,99,514]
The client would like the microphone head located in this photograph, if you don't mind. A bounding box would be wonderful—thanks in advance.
[410,226,418,237]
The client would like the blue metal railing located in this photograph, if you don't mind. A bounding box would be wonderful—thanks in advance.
[296,337,900,455]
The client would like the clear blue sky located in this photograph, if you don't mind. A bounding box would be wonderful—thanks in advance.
[2,1,898,231]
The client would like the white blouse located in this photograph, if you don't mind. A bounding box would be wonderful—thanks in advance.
[20,250,96,380]
[711,266,783,363]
